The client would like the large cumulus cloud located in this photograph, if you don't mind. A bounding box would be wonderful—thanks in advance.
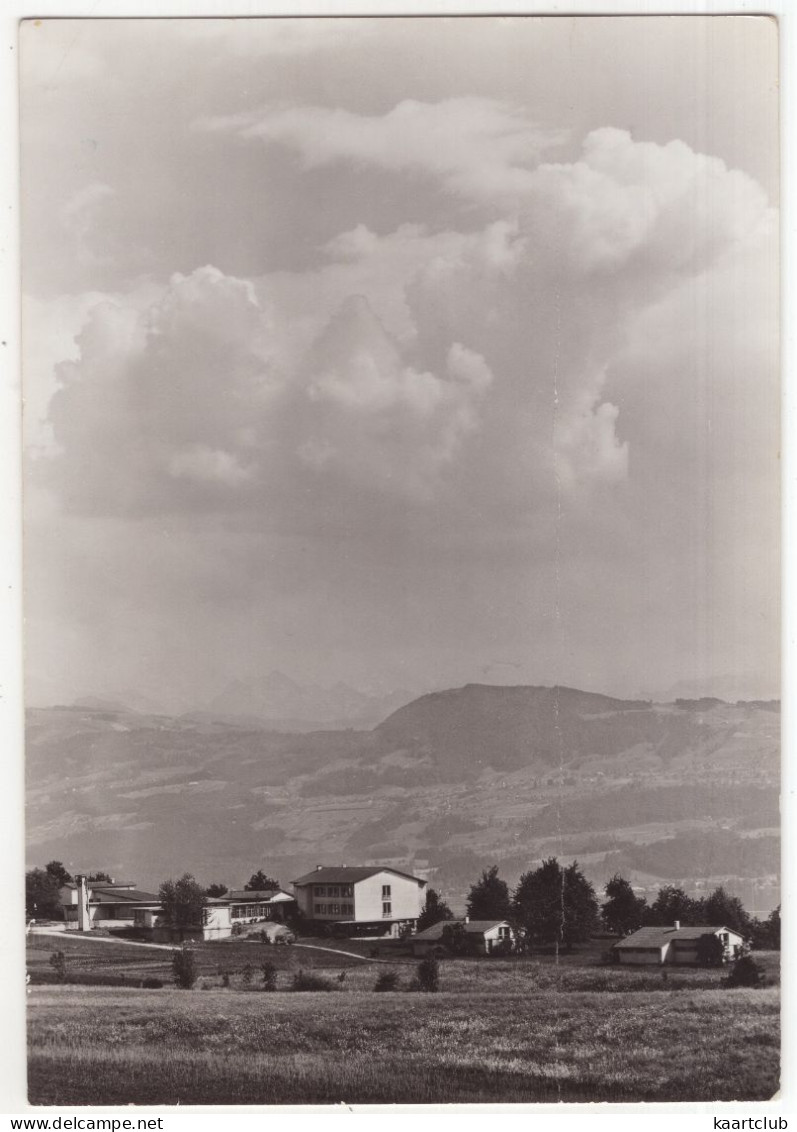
[35,115,774,539]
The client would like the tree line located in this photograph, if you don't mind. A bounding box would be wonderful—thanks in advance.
[25,857,780,952]
[24,861,281,925]
[417,862,780,953]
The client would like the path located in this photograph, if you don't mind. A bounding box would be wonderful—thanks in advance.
[29,929,386,961]
[293,942,384,962]
[29,928,177,951]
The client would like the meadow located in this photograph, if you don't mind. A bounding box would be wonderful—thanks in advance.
[27,937,780,1105]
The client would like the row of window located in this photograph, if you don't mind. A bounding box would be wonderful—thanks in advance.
[314,903,355,916]
[230,904,271,919]
[313,885,354,898]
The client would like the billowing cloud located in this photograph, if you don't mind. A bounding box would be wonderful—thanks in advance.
[41,266,274,514]
[35,123,774,527]
[527,128,772,274]
[295,295,493,499]
[24,51,779,705]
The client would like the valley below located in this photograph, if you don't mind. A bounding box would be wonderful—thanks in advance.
[25,684,780,912]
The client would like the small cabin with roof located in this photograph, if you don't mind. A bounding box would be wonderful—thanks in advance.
[411,918,515,957]
[612,921,745,965]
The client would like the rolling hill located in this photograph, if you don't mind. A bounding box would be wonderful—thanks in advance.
[25,685,780,912]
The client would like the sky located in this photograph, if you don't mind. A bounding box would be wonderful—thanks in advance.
[20,15,780,710]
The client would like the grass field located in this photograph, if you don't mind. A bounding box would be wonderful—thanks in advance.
[27,939,780,1105]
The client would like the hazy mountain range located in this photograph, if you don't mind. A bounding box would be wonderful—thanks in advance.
[26,684,780,913]
[63,671,417,730]
[202,671,415,729]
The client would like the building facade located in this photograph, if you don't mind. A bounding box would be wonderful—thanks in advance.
[60,876,295,940]
[60,877,161,930]
[292,866,427,937]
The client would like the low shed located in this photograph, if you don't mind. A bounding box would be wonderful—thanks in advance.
[613,922,745,965]
[412,918,514,957]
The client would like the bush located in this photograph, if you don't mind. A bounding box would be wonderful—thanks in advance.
[240,964,254,988]
[723,954,765,988]
[417,955,440,992]
[291,969,335,992]
[48,951,67,983]
[441,922,472,956]
[696,934,726,967]
[221,972,230,988]
[261,962,278,991]
[141,977,163,989]
[374,970,400,992]
[171,948,198,989]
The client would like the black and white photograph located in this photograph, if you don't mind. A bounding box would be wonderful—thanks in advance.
[18,13,781,1107]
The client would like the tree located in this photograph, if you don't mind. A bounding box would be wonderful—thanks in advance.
[26,868,63,920]
[441,921,472,956]
[87,871,112,883]
[724,954,764,988]
[49,951,67,983]
[416,955,440,992]
[750,905,781,951]
[158,874,208,933]
[171,948,198,989]
[417,888,454,933]
[245,870,280,892]
[703,886,750,937]
[374,970,400,992]
[602,874,646,936]
[766,906,781,950]
[513,858,599,954]
[696,933,726,967]
[466,865,511,921]
[645,886,700,926]
[206,883,229,898]
[261,961,278,991]
[45,861,73,887]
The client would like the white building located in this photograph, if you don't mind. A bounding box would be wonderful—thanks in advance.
[411,918,516,957]
[613,922,745,965]
[292,865,426,937]
[60,877,161,930]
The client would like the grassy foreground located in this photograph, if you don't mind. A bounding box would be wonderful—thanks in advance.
[28,962,779,1104]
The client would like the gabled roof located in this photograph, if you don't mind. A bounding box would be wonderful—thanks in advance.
[613,924,740,949]
[414,919,510,941]
[292,866,425,887]
[225,889,295,902]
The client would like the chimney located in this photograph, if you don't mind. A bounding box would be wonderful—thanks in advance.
[76,874,90,932]
[673,920,680,931]
[464,915,469,924]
